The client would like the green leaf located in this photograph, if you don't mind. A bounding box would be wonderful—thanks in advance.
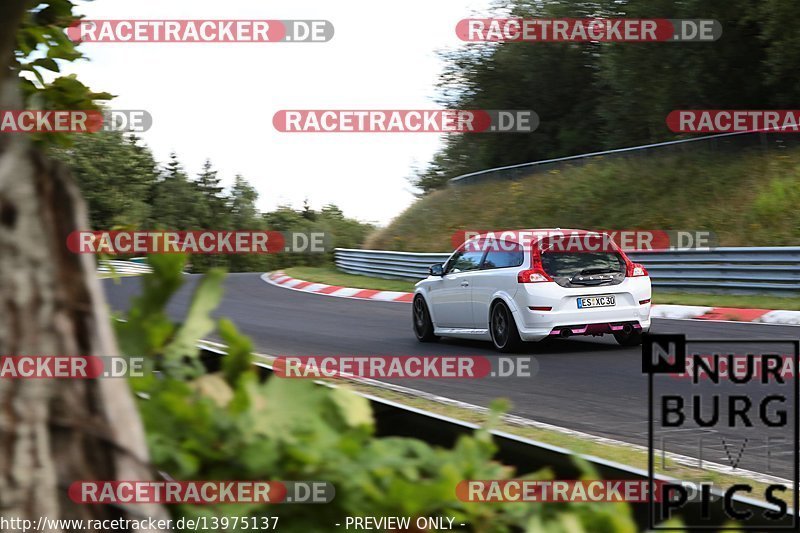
[190,374,234,407]
[115,254,188,357]
[329,387,374,429]
[163,268,225,362]
[217,318,253,386]
[31,57,59,72]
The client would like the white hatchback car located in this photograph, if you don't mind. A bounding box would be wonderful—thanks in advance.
[412,229,652,352]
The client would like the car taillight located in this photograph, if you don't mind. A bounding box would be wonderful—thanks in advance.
[517,268,552,283]
[519,249,553,283]
[626,262,648,277]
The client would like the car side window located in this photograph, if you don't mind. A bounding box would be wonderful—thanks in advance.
[482,240,524,269]
[446,249,485,273]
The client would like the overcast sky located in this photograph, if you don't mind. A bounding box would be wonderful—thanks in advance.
[60,0,495,225]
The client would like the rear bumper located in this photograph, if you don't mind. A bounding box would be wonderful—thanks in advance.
[516,316,651,342]
[510,279,652,342]
[547,321,643,337]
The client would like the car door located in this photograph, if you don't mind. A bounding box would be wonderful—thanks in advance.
[469,239,524,328]
[427,246,485,328]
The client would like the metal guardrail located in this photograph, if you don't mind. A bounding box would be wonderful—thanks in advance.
[98,259,153,274]
[448,130,800,187]
[335,247,800,295]
[335,249,452,280]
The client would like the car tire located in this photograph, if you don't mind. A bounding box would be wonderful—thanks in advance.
[490,301,523,353]
[614,330,643,346]
[412,295,439,342]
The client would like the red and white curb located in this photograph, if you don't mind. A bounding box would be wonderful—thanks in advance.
[650,305,800,325]
[261,271,414,303]
[262,272,800,324]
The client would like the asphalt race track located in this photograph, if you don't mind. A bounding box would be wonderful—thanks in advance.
[103,273,800,481]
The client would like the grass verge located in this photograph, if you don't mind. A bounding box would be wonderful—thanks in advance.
[281,265,416,292]
[655,292,800,310]
[366,149,800,251]
[98,272,142,280]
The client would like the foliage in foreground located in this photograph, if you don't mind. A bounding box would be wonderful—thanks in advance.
[117,254,638,532]
[14,0,113,147]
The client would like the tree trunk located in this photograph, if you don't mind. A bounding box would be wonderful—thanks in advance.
[0,5,167,530]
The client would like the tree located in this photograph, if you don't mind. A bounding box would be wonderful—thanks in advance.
[263,204,305,231]
[318,203,375,251]
[301,197,317,221]
[0,1,165,529]
[228,174,260,229]
[320,203,344,220]
[594,0,769,147]
[149,153,204,229]
[195,159,229,228]
[413,0,800,192]
[414,0,603,192]
[51,131,159,229]
[223,175,265,272]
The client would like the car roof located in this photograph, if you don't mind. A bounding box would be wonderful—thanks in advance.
[470,229,605,245]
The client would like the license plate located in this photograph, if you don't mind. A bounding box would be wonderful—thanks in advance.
[577,295,616,308]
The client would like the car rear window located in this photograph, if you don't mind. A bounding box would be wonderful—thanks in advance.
[540,251,624,278]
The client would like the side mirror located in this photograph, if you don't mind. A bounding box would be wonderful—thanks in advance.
[429,264,444,276]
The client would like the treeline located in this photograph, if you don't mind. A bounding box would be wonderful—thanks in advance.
[415,0,800,192]
[51,131,374,272]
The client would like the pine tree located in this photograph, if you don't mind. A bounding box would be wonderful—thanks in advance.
[195,159,229,228]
